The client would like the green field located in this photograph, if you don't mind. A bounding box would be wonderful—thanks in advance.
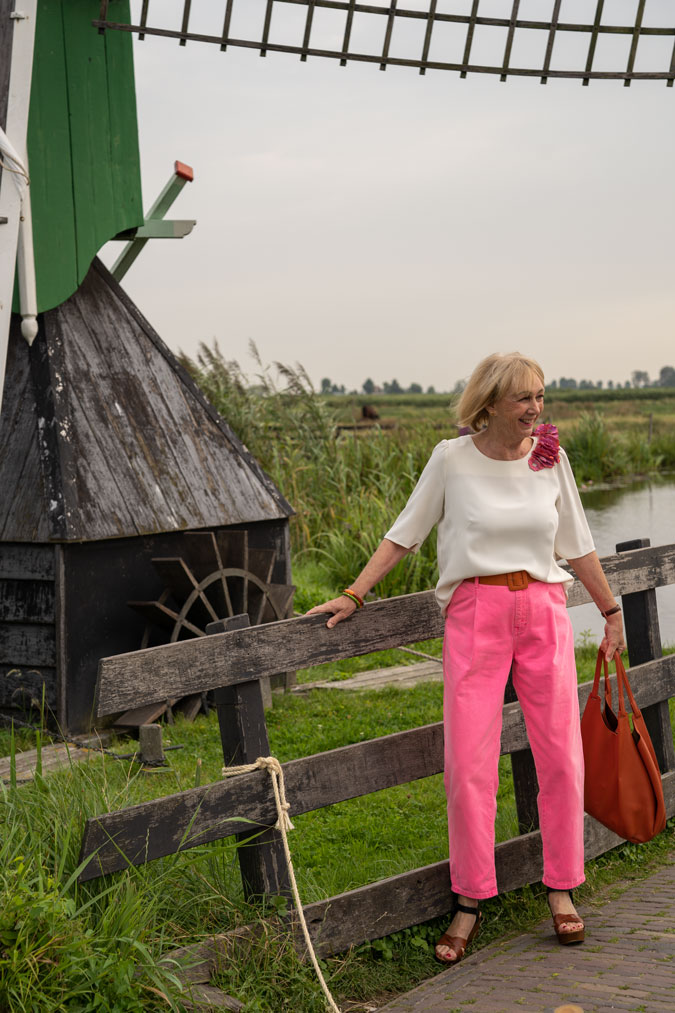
[324,387,675,437]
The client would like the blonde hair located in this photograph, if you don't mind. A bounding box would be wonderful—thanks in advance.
[456,353,545,432]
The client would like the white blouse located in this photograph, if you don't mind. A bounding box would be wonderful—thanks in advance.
[384,434,595,614]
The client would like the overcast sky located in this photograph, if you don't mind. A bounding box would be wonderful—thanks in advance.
[100,0,675,393]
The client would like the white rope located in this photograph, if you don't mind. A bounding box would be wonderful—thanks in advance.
[222,756,342,1013]
[0,127,30,194]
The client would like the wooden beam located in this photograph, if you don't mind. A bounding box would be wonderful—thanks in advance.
[97,590,442,714]
[96,544,675,715]
[211,614,290,900]
[79,720,446,880]
[617,538,675,773]
[111,161,194,281]
[91,3,675,83]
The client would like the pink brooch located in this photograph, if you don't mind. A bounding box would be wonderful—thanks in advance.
[529,423,560,471]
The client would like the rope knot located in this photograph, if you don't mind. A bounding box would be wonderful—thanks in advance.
[254,756,295,832]
[255,755,282,776]
[221,756,295,831]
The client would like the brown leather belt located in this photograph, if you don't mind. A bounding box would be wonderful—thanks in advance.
[478,571,537,591]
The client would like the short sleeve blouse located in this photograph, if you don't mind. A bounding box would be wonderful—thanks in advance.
[384,434,594,613]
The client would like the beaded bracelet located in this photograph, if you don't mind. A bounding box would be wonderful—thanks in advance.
[599,604,622,618]
[341,588,364,608]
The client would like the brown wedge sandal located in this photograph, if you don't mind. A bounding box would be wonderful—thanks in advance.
[547,888,585,945]
[435,901,482,965]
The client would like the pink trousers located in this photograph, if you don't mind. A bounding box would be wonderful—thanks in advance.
[443,578,585,899]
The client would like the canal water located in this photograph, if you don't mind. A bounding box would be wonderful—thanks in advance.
[571,475,675,646]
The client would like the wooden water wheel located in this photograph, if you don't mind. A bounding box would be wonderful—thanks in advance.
[121,529,294,726]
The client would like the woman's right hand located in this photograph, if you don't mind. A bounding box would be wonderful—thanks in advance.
[306,596,357,628]
[304,539,407,629]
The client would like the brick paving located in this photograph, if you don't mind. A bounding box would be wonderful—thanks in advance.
[377,862,675,1013]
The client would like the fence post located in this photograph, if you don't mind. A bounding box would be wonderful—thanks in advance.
[504,674,540,833]
[616,538,675,774]
[206,615,290,900]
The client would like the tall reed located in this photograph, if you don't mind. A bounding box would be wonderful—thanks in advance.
[180,343,445,595]
[564,411,666,483]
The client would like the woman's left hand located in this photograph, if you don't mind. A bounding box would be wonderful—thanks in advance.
[567,551,627,664]
[600,612,626,663]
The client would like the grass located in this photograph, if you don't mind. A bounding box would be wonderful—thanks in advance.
[1,638,673,1011]
[0,762,187,1011]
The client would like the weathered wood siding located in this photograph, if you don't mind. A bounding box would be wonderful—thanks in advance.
[0,522,291,731]
[0,323,50,542]
[0,543,57,711]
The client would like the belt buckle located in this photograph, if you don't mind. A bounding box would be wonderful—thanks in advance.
[507,570,528,591]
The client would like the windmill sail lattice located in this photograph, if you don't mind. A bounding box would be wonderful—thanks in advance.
[95,1,675,85]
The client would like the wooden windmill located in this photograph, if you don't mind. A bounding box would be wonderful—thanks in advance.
[0,0,294,733]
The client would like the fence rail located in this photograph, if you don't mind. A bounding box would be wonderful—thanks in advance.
[81,539,675,958]
[96,542,675,714]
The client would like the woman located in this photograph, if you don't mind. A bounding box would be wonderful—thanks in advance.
[308,353,625,963]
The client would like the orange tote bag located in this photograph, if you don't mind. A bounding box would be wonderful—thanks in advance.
[581,649,666,845]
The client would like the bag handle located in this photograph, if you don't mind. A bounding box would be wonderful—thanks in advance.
[595,647,644,723]
[612,648,665,828]
[592,649,613,711]
[613,650,643,720]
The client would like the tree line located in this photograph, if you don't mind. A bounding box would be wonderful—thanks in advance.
[321,377,437,395]
[320,365,675,396]
[549,366,675,391]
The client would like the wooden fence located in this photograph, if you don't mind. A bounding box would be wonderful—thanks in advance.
[80,537,675,960]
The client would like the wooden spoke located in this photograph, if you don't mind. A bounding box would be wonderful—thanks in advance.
[215,529,247,614]
[151,557,219,628]
[91,0,675,84]
[180,532,232,617]
[134,566,294,644]
[128,599,181,632]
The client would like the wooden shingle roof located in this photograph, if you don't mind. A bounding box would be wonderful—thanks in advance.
[0,259,292,542]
